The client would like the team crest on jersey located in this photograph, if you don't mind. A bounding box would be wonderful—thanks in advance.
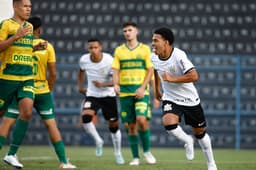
[163,103,172,112]
[0,99,4,108]
[169,65,176,73]
[121,111,127,117]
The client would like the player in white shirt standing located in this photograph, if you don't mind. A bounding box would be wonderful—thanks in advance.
[77,38,124,164]
[151,27,217,170]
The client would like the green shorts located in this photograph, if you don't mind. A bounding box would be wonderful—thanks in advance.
[120,95,150,123]
[0,79,34,111]
[4,92,55,120]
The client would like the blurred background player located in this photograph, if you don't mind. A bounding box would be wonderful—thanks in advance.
[78,38,124,164]
[2,16,76,169]
[112,22,156,166]
[151,27,217,170]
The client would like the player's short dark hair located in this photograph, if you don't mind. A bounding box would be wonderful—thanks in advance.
[87,38,102,44]
[122,22,138,28]
[154,27,175,45]
[27,16,42,30]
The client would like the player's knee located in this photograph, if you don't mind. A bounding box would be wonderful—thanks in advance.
[164,124,178,131]
[194,131,206,139]
[82,114,93,123]
[109,126,119,133]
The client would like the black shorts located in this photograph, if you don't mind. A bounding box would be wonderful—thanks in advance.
[82,96,118,121]
[162,100,206,128]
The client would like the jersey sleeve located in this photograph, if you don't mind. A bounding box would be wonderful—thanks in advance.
[144,45,153,68]
[47,43,56,63]
[0,20,9,40]
[79,55,85,71]
[179,52,195,74]
[112,48,120,69]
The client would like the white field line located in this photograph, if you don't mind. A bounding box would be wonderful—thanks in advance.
[20,156,256,164]
[21,156,54,160]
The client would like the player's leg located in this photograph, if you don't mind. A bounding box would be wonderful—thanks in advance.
[7,80,34,157]
[120,96,140,165]
[81,97,103,156]
[0,80,19,150]
[193,128,217,170]
[102,97,124,164]
[135,96,156,164]
[188,104,217,170]
[2,98,24,169]
[162,101,194,161]
[108,120,124,164]
[36,93,76,169]
[43,119,76,169]
[0,114,18,149]
[77,99,98,128]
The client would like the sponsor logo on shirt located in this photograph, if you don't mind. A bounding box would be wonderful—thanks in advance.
[174,98,193,103]
[12,54,33,64]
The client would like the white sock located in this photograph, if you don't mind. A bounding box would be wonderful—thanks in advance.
[111,129,122,155]
[83,122,103,145]
[198,133,216,166]
[167,125,191,144]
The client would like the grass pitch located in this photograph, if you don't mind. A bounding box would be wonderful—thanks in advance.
[0,146,255,170]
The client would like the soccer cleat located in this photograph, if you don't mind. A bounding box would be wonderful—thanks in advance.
[95,141,104,157]
[129,158,140,166]
[3,154,23,169]
[143,152,156,164]
[114,153,125,164]
[208,163,217,170]
[59,162,77,169]
[184,135,194,161]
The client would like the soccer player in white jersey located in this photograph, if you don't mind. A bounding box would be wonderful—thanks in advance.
[151,27,217,170]
[77,38,124,164]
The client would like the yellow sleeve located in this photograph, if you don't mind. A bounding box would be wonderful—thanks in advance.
[47,43,56,63]
[144,45,153,68]
[0,20,9,40]
[112,48,120,69]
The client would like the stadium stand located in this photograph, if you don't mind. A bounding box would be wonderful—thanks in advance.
[4,0,255,148]
[31,0,256,54]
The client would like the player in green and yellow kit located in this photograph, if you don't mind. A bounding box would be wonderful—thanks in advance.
[0,1,46,168]
[2,16,76,169]
[112,22,156,166]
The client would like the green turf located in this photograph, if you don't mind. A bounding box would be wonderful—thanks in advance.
[0,146,255,170]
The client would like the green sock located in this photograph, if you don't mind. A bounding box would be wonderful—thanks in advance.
[128,135,139,158]
[53,140,67,164]
[139,130,151,153]
[8,119,29,155]
[0,136,7,150]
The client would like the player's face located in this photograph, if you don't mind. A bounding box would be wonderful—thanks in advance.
[14,0,32,20]
[123,26,138,41]
[152,34,168,56]
[87,41,102,57]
